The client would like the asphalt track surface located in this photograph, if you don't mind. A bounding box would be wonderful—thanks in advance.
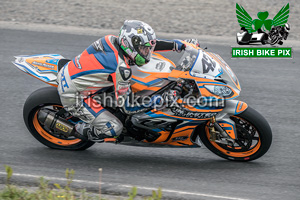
[0,29,299,200]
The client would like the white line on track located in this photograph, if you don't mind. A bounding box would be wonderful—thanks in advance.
[0,172,249,200]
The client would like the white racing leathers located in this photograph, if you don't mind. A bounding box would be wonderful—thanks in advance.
[57,35,132,138]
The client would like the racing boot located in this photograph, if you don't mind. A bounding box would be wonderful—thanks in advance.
[74,122,112,142]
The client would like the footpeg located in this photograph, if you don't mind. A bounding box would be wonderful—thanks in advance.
[104,138,117,143]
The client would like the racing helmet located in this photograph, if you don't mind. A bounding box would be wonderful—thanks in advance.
[118,20,156,66]
[284,23,290,32]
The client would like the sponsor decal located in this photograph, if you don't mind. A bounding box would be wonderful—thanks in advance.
[75,54,82,69]
[60,65,69,92]
[32,61,55,69]
[123,107,150,115]
[92,39,104,52]
[171,107,217,119]
[117,81,130,95]
[119,67,132,80]
[137,28,143,34]
[55,122,69,133]
[124,70,131,79]
[172,136,189,142]
[155,62,166,71]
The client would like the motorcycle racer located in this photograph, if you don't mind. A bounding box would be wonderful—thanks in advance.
[57,20,191,142]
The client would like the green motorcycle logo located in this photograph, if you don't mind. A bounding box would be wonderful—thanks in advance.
[236,3,289,33]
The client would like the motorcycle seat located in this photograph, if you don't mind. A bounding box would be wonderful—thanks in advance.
[57,59,71,72]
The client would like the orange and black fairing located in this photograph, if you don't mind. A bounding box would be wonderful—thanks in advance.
[235,101,248,114]
[141,101,247,147]
[135,102,223,147]
[141,123,200,147]
[164,124,199,146]
[130,52,176,94]
[168,69,239,100]
[131,71,170,94]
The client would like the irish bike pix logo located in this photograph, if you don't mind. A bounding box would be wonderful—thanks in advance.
[232,3,292,58]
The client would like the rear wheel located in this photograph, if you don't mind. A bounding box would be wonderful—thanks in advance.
[23,87,95,150]
[200,106,272,161]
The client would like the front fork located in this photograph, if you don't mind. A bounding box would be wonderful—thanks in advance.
[208,100,248,145]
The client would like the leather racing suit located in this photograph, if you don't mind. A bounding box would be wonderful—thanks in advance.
[57,35,184,138]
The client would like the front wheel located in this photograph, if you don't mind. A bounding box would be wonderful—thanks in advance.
[200,106,272,161]
[23,87,95,150]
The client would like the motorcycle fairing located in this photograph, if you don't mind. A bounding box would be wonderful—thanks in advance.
[163,123,199,146]
[207,52,241,91]
[218,121,237,139]
[132,112,201,146]
[13,54,64,87]
[168,70,240,100]
[214,100,248,140]
[144,127,198,147]
[132,100,248,146]
[130,52,175,94]
[235,101,248,115]
[129,47,247,146]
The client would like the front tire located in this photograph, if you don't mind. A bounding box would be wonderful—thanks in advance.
[200,106,272,161]
[23,87,95,150]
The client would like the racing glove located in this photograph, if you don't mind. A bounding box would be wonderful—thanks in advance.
[173,39,186,52]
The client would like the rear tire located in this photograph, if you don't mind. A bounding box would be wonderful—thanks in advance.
[199,106,272,161]
[23,87,95,150]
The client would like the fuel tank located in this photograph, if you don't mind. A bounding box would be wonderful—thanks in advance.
[130,53,176,96]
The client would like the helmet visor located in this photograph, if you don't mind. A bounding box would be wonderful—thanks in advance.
[132,36,156,62]
[137,45,154,60]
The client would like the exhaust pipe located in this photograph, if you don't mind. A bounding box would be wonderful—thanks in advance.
[38,109,75,137]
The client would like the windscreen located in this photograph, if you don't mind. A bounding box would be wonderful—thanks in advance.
[175,47,240,91]
[176,48,223,78]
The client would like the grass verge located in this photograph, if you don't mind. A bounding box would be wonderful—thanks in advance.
[0,165,162,200]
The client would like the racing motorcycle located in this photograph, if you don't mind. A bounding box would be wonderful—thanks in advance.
[12,41,272,161]
[268,24,290,45]
[236,23,290,45]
